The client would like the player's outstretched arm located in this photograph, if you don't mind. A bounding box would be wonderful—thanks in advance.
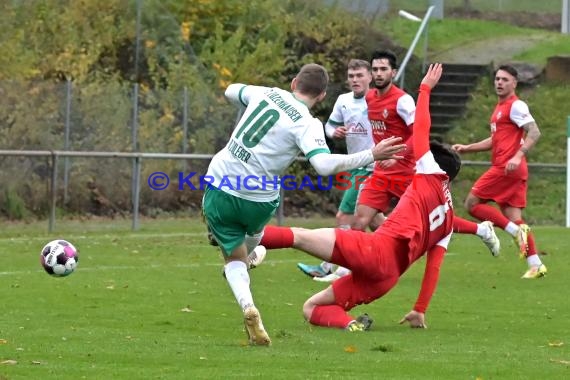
[413,63,442,161]
[309,136,405,176]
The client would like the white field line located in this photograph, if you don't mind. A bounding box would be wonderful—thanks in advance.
[0,258,302,276]
[0,232,208,243]
[0,252,460,276]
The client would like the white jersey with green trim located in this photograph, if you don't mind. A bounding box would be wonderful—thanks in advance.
[206,84,330,202]
[326,92,374,170]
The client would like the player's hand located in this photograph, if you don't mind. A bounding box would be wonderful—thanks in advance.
[421,63,443,89]
[332,127,348,139]
[451,144,469,153]
[371,136,406,161]
[505,155,522,174]
[399,310,427,329]
[378,158,396,169]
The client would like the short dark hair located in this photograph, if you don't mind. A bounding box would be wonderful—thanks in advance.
[370,50,398,69]
[495,65,518,81]
[295,64,329,97]
[430,140,461,181]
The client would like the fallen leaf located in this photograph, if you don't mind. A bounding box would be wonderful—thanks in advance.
[1,360,17,365]
[106,285,115,290]
[344,345,357,353]
[0,339,7,344]
[199,356,207,360]
[180,307,193,313]
[31,361,42,365]
[548,341,564,347]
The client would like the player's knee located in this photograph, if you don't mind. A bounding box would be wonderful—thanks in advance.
[464,196,478,212]
[351,218,367,231]
[335,210,344,220]
[302,300,315,321]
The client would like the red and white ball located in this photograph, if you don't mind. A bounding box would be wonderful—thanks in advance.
[40,240,79,277]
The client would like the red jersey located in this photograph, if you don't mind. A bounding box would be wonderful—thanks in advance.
[366,84,416,174]
[490,95,534,179]
[380,83,453,313]
[377,154,454,267]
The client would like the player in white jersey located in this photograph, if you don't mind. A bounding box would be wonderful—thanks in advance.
[297,59,382,281]
[202,63,406,345]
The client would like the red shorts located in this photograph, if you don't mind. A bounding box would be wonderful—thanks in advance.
[331,229,409,310]
[471,166,527,208]
[357,171,412,212]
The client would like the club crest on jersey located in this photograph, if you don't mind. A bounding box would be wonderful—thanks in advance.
[382,109,389,119]
[496,111,502,120]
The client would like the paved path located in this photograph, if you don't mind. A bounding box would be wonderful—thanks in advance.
[431,34,549,64]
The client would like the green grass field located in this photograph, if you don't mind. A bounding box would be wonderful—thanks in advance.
[1,217,569,379]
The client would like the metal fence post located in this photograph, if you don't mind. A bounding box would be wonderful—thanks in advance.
[566,116,570,227]
[49,152,59,233]
[182,86,188,172]
[132,156,141,231]
[131,83,140,229]
[63,79,72,205]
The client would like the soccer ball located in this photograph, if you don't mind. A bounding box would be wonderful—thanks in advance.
[40,239,79,277]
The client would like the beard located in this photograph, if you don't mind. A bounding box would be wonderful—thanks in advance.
[374,80,390,90]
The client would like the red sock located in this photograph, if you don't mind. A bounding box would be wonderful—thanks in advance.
[260,225,294,249]
[309,305,354,329]
[453,216,478,234]
[470,204,511,230]
[515,219,539,256]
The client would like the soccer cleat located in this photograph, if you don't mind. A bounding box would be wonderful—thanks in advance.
[521,264,547,279]
[313,272,341,283]
[356,313,374,331]
[346,321,366,332]
[243,306,271,346]
[480,221,500,257]
[515,224,530,258]
[247,246,266,269]
[297,263,331,278]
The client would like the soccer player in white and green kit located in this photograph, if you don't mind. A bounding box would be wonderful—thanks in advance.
[202,63,406,345]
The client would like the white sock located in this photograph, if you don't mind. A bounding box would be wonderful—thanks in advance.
[505,222,519,236]
[224,261,254,310]
[334,266,351,277]
[526,254,542,267]
[320,262,334,273]
[476,223,489,238]
[245,231,264,255]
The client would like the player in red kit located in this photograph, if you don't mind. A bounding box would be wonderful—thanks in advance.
[352,52,497,259]
[452,64,546,279]
[352,50,416,232]
[258,64,458,330]
[264,54,499,283]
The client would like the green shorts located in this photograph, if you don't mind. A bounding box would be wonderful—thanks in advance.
[338,168,372,214]
[202,185,279,255]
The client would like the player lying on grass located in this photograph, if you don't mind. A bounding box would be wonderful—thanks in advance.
[256,63,458,330]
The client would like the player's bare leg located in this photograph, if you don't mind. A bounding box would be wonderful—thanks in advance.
[290,227,336,262]
[352,204,378,231]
